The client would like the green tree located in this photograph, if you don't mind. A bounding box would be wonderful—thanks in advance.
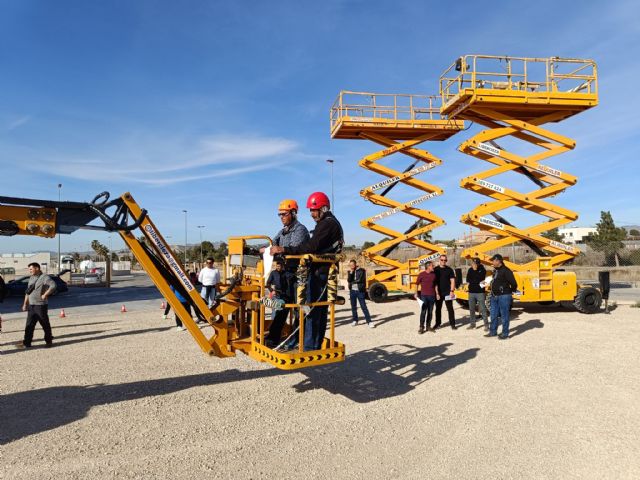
[213,242,228,263]
[541,228,564,242]
[586,211,627,266]
[362,241,375,250]
[630,229,640,237]
[91,240,110,260]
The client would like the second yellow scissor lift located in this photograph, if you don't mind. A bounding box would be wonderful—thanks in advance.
[440,55,602,313]
[331,91,463,301]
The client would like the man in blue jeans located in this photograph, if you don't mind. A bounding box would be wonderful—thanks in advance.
[348,259,374,328]
[485,254,518,340]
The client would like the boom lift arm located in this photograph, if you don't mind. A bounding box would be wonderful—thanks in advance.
[0,192,345,369]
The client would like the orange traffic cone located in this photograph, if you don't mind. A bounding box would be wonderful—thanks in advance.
[121,304,127,313]
[59,309,66,318]
[161,301,166,309]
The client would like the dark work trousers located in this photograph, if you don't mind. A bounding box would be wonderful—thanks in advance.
[304,268,328,351]
[24,304,53,346]
[164,303,171,316]
[435,297,456,329]
[175,301,191,328]
[419,295,436,328]
[267,307,289,344]
[350,290,372,324]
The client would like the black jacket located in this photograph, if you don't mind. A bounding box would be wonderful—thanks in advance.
[491,265,518,296]
[466,265,487,294]
[284,212,344,255]
[348,268,367,293]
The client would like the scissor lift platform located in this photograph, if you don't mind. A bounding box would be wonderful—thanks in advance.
[331,91,463,140]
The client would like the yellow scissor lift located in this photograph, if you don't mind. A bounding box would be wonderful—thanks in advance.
[330,91,464,301]
[439,55,602,313]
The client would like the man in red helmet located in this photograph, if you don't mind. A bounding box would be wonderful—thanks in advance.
[270,192,344,351]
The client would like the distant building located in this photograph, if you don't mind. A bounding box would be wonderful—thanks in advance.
[0,252,52,275]
[558,226,596,244]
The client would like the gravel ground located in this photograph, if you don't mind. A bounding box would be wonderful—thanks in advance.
[1,299,639,479]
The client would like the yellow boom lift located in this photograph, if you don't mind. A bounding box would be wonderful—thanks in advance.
[330,91,464,301]
[0,192,345,368]
[439,55,602,313]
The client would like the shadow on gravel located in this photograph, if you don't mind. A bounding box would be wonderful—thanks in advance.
[0,368,280,445]
[0,327,172,355]
[294,343,479,403]
[509,319,544,337]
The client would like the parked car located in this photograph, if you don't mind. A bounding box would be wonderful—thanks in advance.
[83,273,103,285]
[5,275,69,297]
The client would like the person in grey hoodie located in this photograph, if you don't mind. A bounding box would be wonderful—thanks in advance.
[17,262,57,348]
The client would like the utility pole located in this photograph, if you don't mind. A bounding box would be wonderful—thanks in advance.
[57,183,62,273]
[197,225,205,266]
[326,159,334,212]
[182,210,188,267]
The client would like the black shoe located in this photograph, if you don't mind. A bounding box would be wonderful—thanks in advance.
[45,342,54,348]
[484,333,497,338]
[15,342,30,349]
[265,339,278,349]
[433,324,441,330]
[418,327,425,334]
[451,325,458,330]
[498,334,509,340]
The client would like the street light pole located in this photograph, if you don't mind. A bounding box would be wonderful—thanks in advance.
[182,210,188,266]
[57,183,62,273]
[197,225,205,266]
[326,159,334,212]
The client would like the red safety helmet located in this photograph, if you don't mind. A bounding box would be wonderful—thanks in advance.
[306,192,330,209]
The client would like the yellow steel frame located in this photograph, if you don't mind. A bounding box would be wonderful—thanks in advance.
[0,192,345,370]
[439,55,598,302]
[331,91,464,297]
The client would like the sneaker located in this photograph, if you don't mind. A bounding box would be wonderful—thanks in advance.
[162,314,168,320]
[484,333,497,338]
[176,326,185,332]
[498,334,509,340]
[368,322,375,329]
[351,321,358,327]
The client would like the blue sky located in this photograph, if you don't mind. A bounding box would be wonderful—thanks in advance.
[1,0,638,254]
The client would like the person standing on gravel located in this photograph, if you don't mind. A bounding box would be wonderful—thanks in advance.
[348,259,374,328]
[198,257,220,308]
[485,253,518,340]
[16,262,57,349]
[466,257,489,330]
[415,260,437,334]
[434,255,457,330]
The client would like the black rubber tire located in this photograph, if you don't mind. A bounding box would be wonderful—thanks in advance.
[367,282,388,303]
[456,299,469,309]
[573,286,602,314]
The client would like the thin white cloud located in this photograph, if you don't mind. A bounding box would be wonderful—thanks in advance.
[20,133,300,185]
[7,115,31,131]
